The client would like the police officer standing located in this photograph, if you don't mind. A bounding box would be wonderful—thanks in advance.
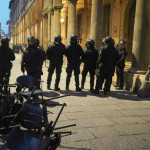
[35,38,46,63]
[81,40,99,92]
[65,35,83,91]
[114,40,127,89]
[0,38,15,93]
[21,36,45,89]
[46,35,66,91]
[94,37,119,95]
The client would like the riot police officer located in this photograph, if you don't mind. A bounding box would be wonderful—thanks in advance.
[0,38,15,93]
[21,36,45,89]
[94,37,119,95]
[35,38,46,63]
[65,35,83,91]
[46,35,66,91]
[81,39,99,92]
[114,40,127,89]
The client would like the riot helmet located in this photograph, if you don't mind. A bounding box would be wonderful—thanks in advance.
[86,39,95,50]
[70,35,78,45]
[27,36,35,46]
[1,37,10,47]
[118,40,126,50]
[54,35,62,44]
[35,38,40,47]
[104,37,114,46]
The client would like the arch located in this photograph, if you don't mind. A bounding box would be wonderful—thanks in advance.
[119,0,136,40]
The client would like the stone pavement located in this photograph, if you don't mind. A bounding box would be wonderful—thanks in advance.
[1,54,150,150]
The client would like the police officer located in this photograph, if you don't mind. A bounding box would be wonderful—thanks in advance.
[94,37,119,95]
[114,40,127,89]
[0,38,15,93]
[81,39,99,92]
[35,38,46,62]
[21,36,45,89]
[46,35,66,91]
[65,35,83,91]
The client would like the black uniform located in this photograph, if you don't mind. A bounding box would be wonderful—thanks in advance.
[65,44,83,90]
[116,48,127,88]
[95,44,119,94]
[81,48,99,91]
[46,43,66,90]
[0,45,15,92]
[21,45,45,89]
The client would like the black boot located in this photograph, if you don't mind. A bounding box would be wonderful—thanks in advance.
[76,87,82,92]
[81,76,86,89]
[66,75,71,91]
[55,87,60,91]
[47,84,51,90]
[55,74,61,91]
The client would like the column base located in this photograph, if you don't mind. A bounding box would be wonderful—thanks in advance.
[124,68,148,94]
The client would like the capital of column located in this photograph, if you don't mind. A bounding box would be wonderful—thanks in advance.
[53,6,62,11]
[68,0,78,4]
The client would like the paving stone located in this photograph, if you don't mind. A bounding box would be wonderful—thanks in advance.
[89,126,120,138]
[140,116,150,123]
[58,140,94,150]
[112,124,150,135]
[109,117,147,125]
[61,128,95,144]
[78,118,115,128]
[91,135,145,150]
[134,134,150,149]
[117,103,150,110]
[119,109,150,117]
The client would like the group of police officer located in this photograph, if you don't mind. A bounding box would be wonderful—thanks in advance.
[0,35,127,95]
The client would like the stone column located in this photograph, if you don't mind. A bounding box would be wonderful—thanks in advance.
[67,0,77,43]
[90,0,103,51]
[42,16,48,50]
[132,0,150,70]
[35,20,41,39]
[53,0,62,38]
[54,8,62,37]
[47,0,53,44]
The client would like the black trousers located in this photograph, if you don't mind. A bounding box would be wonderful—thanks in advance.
[28,72,41,89]
[0,70,11,92]
[81,64,95,89]
[47,64,62,88]
[95,73,113,92]
[66,65,80,89]
[116,66,124,88]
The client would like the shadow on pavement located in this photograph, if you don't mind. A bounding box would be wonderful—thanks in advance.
[108,90,150,101]
[59,145,91,150]
[42,91,60,98]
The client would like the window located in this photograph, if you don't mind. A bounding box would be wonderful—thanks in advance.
[103,4,111,37]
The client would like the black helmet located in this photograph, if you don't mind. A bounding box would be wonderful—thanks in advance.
[54,35,61,44]
[104,37,114,45]
[119,40,126,45]
[1,37,10,47]
[27,36,35,45]
[86,39,95,49]
[70,35,78,45]
[35,38,40,46]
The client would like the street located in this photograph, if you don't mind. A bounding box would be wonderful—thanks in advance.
[1,54,150,150]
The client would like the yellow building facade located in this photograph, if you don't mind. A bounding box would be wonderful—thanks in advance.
[9,0,150,92]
